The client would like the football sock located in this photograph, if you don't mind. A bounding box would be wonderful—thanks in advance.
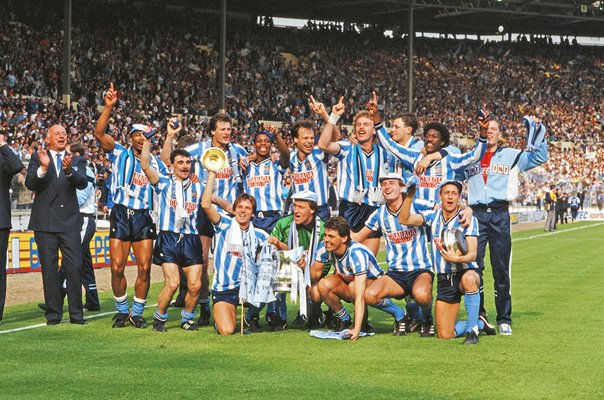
[199,298,210,312]
[334,307,351,322]
[374,298,405,322]
[114,295,129,314]
[455,320,486,337]
[132,297,146,317]
[420,300,433,322]
[464,290,480,332]
[154,310,168,321]
[405,296,422,321]
[181,310,196,323]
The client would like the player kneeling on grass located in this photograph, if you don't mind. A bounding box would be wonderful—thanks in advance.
[399,180,494,345]
[310,217,383,341]
[201,171,268,335]
[140,139,203,332]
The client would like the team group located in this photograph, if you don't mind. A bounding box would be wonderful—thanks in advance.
[23,84,549,343]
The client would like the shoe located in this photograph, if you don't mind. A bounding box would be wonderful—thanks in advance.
[129,315,148,329]
[499,323,513,335]
[266,312,288,332]
[83,304,100,312]
[361,320,374,334]
[393,318,406,336]
[244,315,262,332]
[153,318,168,332]
[70,318,88,325]
[463,328,479,345]
[180,319,200,331]
[38,303,47,311]
[323,310,337,330]
[420,317,435,337]
[335,318,352,332]
[407,318,422,334]
[291,312,307,329]
[307,312,325,330]
[197,308,211,326]
[112,313,130,328]
[479,315,497,336]
[46,319,61,326]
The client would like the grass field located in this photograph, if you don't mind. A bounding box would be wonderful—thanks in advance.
[1,222,603,399]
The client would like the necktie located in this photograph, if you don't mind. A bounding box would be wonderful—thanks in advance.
[56,153,63,176]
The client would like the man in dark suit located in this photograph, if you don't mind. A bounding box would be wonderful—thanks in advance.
[25,124,89,325]
[0,133,25,324]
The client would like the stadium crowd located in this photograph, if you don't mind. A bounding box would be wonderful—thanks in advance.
[1,0,603,211]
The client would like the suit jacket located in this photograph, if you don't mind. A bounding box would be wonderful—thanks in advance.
[0,145,25,229]
[25,151,88,233]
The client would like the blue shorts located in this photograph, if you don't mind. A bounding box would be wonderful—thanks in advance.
[436,269,481,304]
[252,211,282,234]
[212,287,240,306]
[196,205,215,238]
[339,200,380,237]
[387,269,434,297]
[109,204,157,242]
[153,231,203,267]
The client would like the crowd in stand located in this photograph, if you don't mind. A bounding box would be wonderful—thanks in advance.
[1,0,603,212]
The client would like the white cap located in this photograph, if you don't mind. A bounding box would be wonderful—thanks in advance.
[291,190,318,203]
[378,172,405,185]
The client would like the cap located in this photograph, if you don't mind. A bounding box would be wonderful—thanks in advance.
[291,190,318,203]
[378,172,405,185]
[439,180,463,193]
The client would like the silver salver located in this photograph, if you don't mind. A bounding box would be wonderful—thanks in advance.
[271,250,297,292]
[441,227,469,255]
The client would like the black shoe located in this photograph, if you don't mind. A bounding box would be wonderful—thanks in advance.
[335,318,352,332]
[266,313,288,332]
[70,318,88,325]
[153,318,168,332]
[323,310,337,330]
[420,317,435,337]
[291,312,307,329]
[407,317,422,334]
[112,313,130,328]
[38,303,47,311]
[479,314,497,336]
[197,308,211,326]
[180,319,199,331]
[244,315,262,333]
[307,312,325,330]
[83,304,100,312]
[129,315,148,329]
[393,318,406,336]
[361,320,374,334]
[46,319,61,326]
[463,329,479,345]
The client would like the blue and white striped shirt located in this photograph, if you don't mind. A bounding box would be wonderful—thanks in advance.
[334,141,390,206]
[421,208,479,274]
[153,174,203,235]
[185,139,249,205]
[315,241,383,281]
[211,216,269,292]
[289,148,330,206]
[376,123,487,204]
[388,136,424,184]
[242,158,286,212]
[365,202,432,272]
[107,142,159,210]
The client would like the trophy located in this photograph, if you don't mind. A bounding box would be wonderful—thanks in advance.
[441,227,469,255]
[201,147,227,173]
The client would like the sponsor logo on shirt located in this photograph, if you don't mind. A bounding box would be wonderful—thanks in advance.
[292,170,315,185]
[247,175,271,188]
[169,198,197,214]
[216,167,233,179]
[366,169,374,183]
[433,237,444,252]
[490,164,510,175]
[386,228,417,244]
[131,172,149,186]
[419,175,442,188]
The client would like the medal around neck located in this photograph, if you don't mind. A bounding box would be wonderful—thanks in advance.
[441,227,468,255]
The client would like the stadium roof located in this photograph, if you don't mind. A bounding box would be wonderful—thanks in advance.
[172,0,604,38]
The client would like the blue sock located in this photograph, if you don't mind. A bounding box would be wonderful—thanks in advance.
[464,290,480,333]
[405,297,422,321]
[132,297,146,317]
[114,295,129,314]
[334,307,350,322]
[373,298,405,322]
[154,310,168,321]
[455,319,485,337]
[181,310,196,323]
[420,300,433,322]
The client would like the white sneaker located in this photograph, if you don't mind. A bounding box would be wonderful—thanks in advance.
[499,323,513,335]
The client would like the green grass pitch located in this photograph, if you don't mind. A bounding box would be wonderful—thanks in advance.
[1,222,603,399]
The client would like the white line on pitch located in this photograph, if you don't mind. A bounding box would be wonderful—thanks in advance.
[512,222,604,242]
[0,303,159,335]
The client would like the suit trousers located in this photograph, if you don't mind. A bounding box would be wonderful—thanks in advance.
[0,229,9,321]
[35,230,83,322]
